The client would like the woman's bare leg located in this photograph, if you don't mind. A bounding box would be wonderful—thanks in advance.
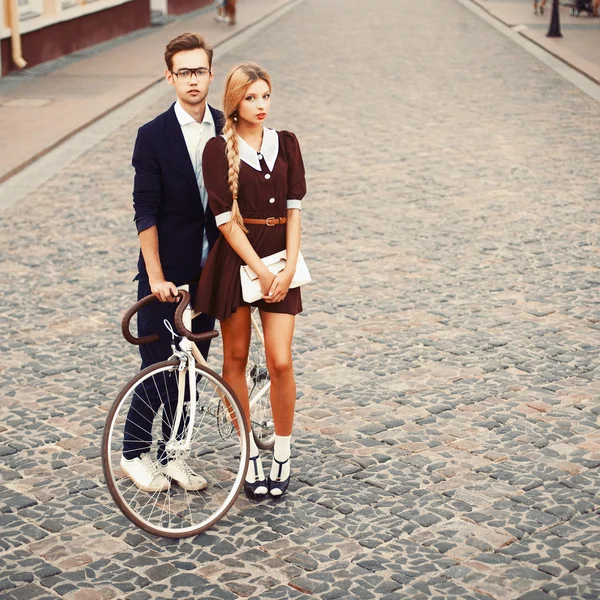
[220,307,251,426]
[221,308,266,489]
[226,0,237,24]
[260,312,296,436]
[260,311,296,490]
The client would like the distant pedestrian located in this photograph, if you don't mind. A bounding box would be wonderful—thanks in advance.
[197,62,307,499]
[534,0,547,14]
[122,33,224,493]
[225,0,237,25]
[214,0,228,23]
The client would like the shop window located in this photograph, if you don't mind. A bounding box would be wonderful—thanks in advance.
[18,0,44,20]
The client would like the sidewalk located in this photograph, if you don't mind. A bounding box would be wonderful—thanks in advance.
[470,0,600,84]
[0,0,295,183]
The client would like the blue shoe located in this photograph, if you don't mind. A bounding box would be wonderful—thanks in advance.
[268,456,290,497]
[244,456,268,499]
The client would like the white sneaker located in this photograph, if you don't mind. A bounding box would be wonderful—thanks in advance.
[161,457,207,491]
[120,453,170,492]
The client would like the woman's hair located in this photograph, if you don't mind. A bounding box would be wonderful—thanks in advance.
[164,33,213,72]
[222,62,272,232]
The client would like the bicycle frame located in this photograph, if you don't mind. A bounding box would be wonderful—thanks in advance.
[166,287,221,455]
[183,295,271,415]
[165,307,198,456]
[154,287,271,453]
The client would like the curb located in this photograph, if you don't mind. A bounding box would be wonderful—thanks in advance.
[466,0,600,87]
[0,0,302,185]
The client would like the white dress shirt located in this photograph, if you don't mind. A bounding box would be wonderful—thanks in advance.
[174,100,216,266]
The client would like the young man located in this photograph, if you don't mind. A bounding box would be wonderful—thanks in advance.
[121,33,225,492]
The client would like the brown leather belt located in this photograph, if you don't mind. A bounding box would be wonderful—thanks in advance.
[243,217,287,226]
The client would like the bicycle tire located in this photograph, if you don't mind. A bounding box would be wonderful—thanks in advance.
[102,360,249,538]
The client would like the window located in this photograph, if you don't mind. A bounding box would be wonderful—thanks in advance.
[17,0,44,20]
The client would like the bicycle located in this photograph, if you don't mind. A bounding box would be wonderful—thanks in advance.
[101,288,273,537]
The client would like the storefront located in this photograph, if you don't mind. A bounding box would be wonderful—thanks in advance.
[0,0,211,77]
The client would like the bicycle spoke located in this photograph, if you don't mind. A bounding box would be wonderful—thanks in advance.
[140,488,164,520]
[128,391,159,426]
[103,360,247,537]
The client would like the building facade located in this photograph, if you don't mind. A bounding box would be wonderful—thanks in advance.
[0,0,211,77]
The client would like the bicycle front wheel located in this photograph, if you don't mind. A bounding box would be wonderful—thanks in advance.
[102,360,249,538]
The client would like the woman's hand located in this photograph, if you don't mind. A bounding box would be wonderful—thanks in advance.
[264,267,294,303]
[258,269,276,300]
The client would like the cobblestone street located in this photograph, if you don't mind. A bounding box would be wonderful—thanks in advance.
[1,0,600,598]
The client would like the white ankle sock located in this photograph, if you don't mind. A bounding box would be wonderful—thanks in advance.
[270,435,291,483]
[246,434,265,484]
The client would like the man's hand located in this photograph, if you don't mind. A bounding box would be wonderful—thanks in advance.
[150,280,179,303]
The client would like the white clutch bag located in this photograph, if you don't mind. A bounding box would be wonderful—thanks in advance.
[240,250,311,303]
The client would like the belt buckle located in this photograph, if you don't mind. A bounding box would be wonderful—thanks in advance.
[266,216,277,227]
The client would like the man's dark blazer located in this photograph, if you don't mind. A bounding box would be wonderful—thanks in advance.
[132,103,225,284]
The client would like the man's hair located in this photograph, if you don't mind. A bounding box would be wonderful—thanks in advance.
[164,33,213,71]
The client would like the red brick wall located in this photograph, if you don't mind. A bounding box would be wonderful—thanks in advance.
[1,0,151,76]
[166,0,212,16]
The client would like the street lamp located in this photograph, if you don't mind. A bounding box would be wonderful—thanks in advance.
[547,0,562,37]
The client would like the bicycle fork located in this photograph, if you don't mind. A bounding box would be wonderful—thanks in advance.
[165,295,197,457]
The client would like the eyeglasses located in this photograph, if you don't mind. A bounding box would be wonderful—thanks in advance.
[171,67,211,80]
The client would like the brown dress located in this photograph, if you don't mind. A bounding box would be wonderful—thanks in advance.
[196,129,306,321]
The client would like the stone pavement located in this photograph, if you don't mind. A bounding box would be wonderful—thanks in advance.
[0,0,295,183]
[470,0,600,84]
[1,0,600,598]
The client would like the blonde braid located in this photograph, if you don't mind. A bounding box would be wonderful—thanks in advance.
[224,119,248,233]
[222,62,272,232]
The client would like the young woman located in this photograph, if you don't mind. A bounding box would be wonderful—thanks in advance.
[197,63,306,499]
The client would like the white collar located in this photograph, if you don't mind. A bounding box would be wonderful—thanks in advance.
[174,100,214,128]
[236,127,279,171]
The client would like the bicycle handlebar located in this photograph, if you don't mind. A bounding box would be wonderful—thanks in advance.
[121,291,219,346]
[174,290,219,344]
[121,294,161,345]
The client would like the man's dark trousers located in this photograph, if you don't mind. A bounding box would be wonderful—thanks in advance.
[122,278,215,462]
